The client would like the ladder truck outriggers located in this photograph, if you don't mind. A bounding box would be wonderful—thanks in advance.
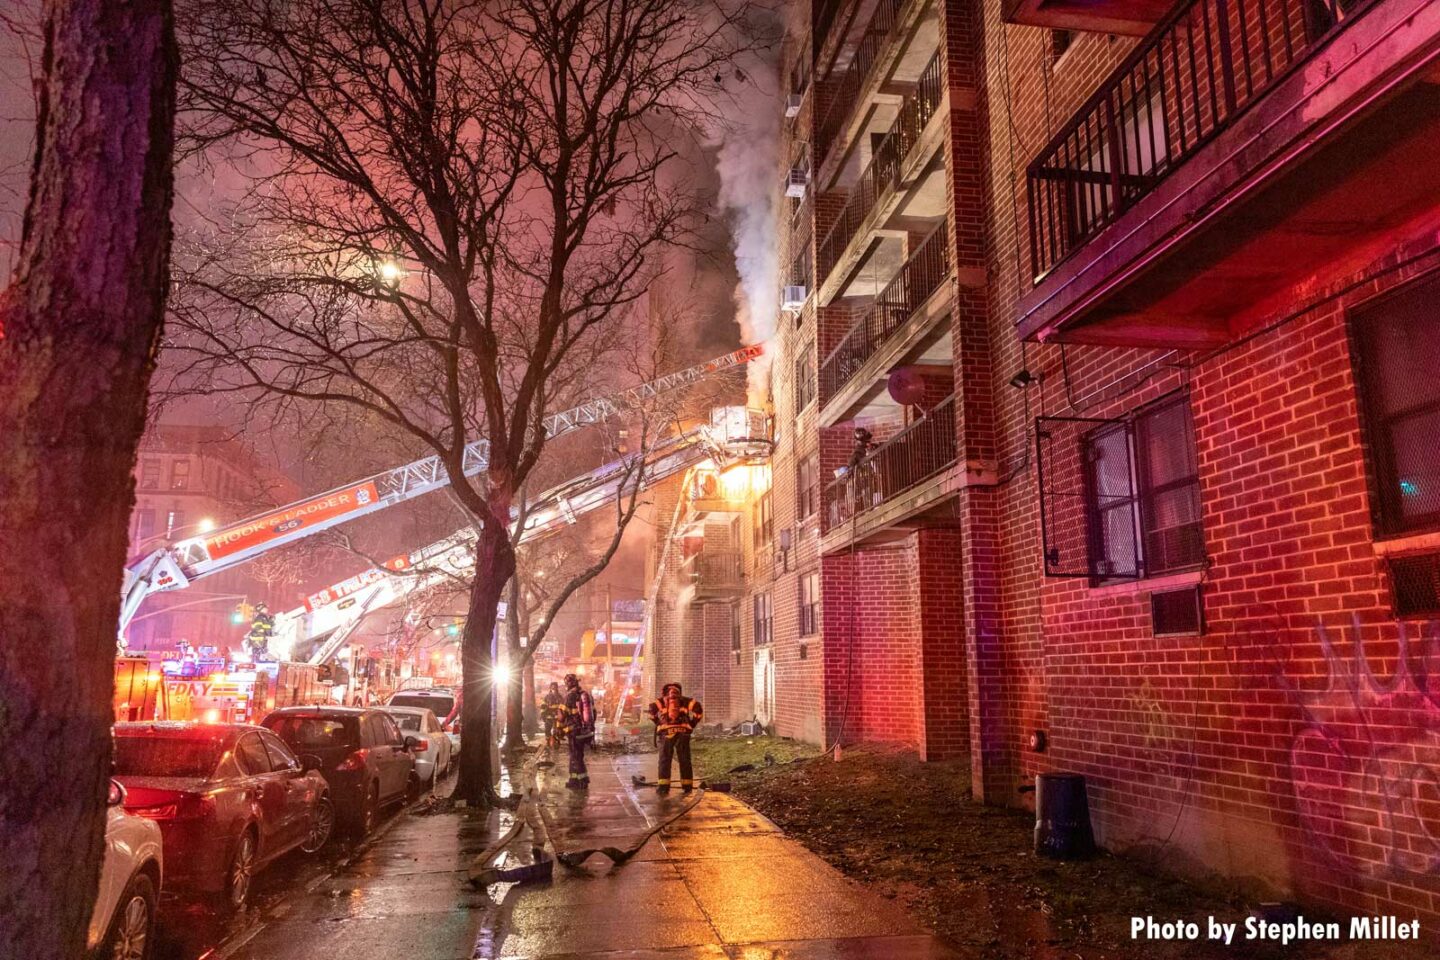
[118,346,772,684]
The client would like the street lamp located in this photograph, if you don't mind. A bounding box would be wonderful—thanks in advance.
[131,516,219,554]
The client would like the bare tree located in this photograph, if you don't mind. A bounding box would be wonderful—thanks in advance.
[167,0,751,803]
[0,0,176,954]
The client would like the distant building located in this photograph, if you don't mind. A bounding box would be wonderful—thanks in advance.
[125,424,302,652]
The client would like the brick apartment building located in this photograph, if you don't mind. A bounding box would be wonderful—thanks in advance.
[646,0,1440,929]
[125,424,302,651]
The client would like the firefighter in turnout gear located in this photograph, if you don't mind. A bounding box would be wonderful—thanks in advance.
[560,674,595,789]
[245,602,275,660]
[648,683,703,793]
[541,682,565,748]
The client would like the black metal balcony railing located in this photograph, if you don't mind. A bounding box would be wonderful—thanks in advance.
[692,550,743,595]
[1026,0,1371,281]
[815,0,903,166]
[817,51,944,286]
[819,221,950,404]
[824,395,957,529]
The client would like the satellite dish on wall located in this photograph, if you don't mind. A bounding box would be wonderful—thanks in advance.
[887,366,927,406]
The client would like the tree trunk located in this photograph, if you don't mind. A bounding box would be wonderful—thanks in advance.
[454,521,514,805]
[521,612,539,738]
[0,1,176,957]
[503,576,525,749]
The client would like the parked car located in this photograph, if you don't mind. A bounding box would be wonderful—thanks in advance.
[112,722,334,912]
[89,779,163,960]
[386,689,457,731]
[382,706,452,785]
[261,706,418,834]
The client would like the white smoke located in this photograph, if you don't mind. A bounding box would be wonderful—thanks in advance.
[713,59,783,403]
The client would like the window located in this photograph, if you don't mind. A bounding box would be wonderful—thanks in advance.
[139,459,160,490]
[264,716,354,750]
[1353,272,1440,537]
[753,592,773,646]
[165,509,186,538]
[797,455,819,520]
[730,600,742,652]
[753,492,773,551]
[260,731,300,771]
[1050,29,1075,62]
[170,458,191,490]
[378,714,404,745]
[794,341,816,412]
[1082,394,1204,580]
[234,733,272,775]
[112,735,221,779]
[799,572,820,635]
[135,508,156,541]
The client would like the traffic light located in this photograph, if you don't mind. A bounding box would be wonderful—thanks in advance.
[231,600,254,625]
[446,619,462,636]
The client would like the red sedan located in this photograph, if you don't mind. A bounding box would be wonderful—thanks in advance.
[112,722,334,911]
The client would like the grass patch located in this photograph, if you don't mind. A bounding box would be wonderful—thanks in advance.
[717,744,1431,960]
[689,733,817,780]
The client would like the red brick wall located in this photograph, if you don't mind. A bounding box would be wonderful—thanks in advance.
[716,0,1440,934]
[820,528,970,756]
[822,541,923,749]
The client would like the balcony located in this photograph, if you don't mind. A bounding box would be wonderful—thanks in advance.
[689,549,744,600]
[819,222,952,423]
[1017,0,1440,348]
[823,396,957,542]
[815,0,905,169]
[1002,0,1171,36]
[817,51,946,300]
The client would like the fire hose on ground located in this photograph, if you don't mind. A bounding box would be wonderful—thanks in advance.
[467,739,719,886]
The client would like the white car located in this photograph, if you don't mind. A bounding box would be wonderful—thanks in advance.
[89,779,163,960]
[383,706,453,786]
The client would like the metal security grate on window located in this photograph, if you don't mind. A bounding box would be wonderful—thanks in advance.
[1389,553,1440,618]
[1036,415,1139,578]
[1353,270,1440,537]
[1151,587,1204,636]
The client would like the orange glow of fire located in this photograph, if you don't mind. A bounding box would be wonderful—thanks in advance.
[718,463,769,501]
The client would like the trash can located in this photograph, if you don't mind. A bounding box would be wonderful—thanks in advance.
[1033,772,1095,860]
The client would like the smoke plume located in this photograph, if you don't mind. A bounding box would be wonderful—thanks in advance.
[713,56,782,402]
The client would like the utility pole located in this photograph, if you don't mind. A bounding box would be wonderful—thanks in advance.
[605,583,614,688]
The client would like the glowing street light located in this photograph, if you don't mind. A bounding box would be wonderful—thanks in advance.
[196,517,217,533]
[376,260,405,286]
[493,663,512,686]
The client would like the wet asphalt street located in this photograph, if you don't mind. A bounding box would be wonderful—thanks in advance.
[159,751,961,960]
[150,773,456,960]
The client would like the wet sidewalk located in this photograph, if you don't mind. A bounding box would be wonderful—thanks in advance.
[224,751,959,959]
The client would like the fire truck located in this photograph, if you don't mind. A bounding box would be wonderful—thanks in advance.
[113,656,330,724]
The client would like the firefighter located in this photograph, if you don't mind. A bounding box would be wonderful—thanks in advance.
[541,682,565,748]
[246,602,275,660]
[560,673,595,790]
[647,682,703,794]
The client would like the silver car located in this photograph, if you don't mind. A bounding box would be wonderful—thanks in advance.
[382,706,452,787]
[90,779,164,960]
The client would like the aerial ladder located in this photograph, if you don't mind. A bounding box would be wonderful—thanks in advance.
[281,427,715,666]
[280,403,775,665]
[118,345,764,646]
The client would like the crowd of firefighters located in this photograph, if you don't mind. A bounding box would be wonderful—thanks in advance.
[542,677,704,791]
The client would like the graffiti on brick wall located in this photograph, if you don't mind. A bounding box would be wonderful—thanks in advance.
[1281,614,1440,878]
[1129,679,1197,790]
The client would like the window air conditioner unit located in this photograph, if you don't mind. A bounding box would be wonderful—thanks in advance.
[785,167,808,199]
[781,285,808,311]
[785,92,804,118]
